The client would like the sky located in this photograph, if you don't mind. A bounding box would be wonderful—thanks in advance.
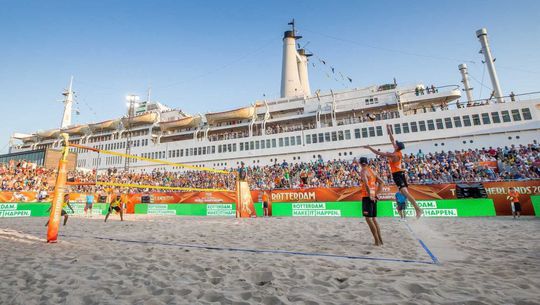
[1,0,539,153]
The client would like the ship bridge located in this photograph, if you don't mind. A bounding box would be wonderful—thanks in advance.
[399,85,461,106]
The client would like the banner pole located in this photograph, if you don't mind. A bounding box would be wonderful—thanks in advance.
[46,133,70,243]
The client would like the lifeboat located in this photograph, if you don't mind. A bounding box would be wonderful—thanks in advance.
[62,124,89,136]
[121,112,158,128]
[159,116,201,131]
[12,133,37,144]
[37,129,60,139]
[205,106,255,124]
[89,119,120,132]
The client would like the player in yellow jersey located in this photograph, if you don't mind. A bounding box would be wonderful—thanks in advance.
[45,193,74,227]
[359,157,385,246]
[105,193,124,222]
[366,124,423,218]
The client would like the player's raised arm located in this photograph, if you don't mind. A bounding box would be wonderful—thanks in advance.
[366,145,395,158]
[387,124,398,150]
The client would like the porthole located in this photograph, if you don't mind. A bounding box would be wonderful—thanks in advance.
[463,141,466,144]
[516,136,520,139]
[470,140,473,143]
[508,136,512,140]
[435,143,438,147]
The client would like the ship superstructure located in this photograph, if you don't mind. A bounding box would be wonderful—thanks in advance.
[9,25,540,172]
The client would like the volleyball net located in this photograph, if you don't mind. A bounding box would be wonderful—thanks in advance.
[46,134,256,243]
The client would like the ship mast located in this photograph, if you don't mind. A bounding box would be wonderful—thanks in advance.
[60,76,74,128]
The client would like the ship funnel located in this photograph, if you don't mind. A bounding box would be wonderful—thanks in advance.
[297,49,312,96]
[458,64,474,104]
[281,30,304,98]
[476,28,504,103]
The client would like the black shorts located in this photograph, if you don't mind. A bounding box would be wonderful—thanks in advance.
[61,209,67,216]
[514,202,522,212]
[392,171,408,189]
[362,197,377,218]
[109,206,121,212]
[263,201,268,208]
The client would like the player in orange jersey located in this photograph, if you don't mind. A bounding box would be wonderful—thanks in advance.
[359,157,385,246]
[366,124,423,218]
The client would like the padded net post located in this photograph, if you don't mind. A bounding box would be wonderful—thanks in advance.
[47,133,69,243]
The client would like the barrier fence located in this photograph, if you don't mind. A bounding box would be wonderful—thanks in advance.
[1,199,496,218]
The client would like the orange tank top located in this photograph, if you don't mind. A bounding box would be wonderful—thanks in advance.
[389,150,403,173]
[509,191,519,202]
[361,167,377,198]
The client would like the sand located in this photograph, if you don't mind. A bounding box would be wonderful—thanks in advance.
[0,215,539,305]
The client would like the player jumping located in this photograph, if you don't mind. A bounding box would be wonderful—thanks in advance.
[366,124,423,218]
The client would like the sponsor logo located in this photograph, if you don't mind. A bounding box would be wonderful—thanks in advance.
[206,204,235,216]
[272,192,316,202]
[147,204,176,215]
[0,204,32,217]
[291,202,341,217]
[392,200,457,217]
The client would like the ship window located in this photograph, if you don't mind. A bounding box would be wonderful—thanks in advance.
[445,118,453,128]
[402,123,410,133]
[306,135,311,144]
[319,133,324,143]
[462,115,472,126]
[338,131,344,141]
[291,136,296,145]
[240,143,244,151]
[481,113,491,124]
[244,142,249,151]
[255,141,260,149]
[312,134,317,143]
[419,121,426,131]
[361,128,368,138]
[501,110,511,122]
[410,122,418,132]
[345,130,352,139]
[202,147,206,155]
[261,140,265,149]
[521,108,532,120]
[427,120,435,130]
[436,119,444,129]
[194,148,198,156]
[284,137,289,146]
[472,114,481,125]
[331,132,337,142]
[218,146,222,153]
[250,141,255,150]
[511,109,521,121]
[278,138,283,147]
[394,124,401,134]
[354,129,361,139]
[369,127,375,137]
[228,144,232,152]
[266,139,271,148]
[296,135,301,145]
[211,146,215,154]
[272,139,276,148]
[169,151,172,158]
[491,112,501,123]
[453,116,462,127]
[325,132,331,142]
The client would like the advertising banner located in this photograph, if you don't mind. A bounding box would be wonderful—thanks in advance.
[135,203,264,217]
[1,180,538,216]
[531,196,540,217]
[0,203,109,218]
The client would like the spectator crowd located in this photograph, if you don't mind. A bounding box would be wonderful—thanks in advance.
[1,144,538,193]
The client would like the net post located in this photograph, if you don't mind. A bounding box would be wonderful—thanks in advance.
[46,133,70,243]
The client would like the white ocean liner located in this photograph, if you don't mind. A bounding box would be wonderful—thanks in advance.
[9,25,540,172]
